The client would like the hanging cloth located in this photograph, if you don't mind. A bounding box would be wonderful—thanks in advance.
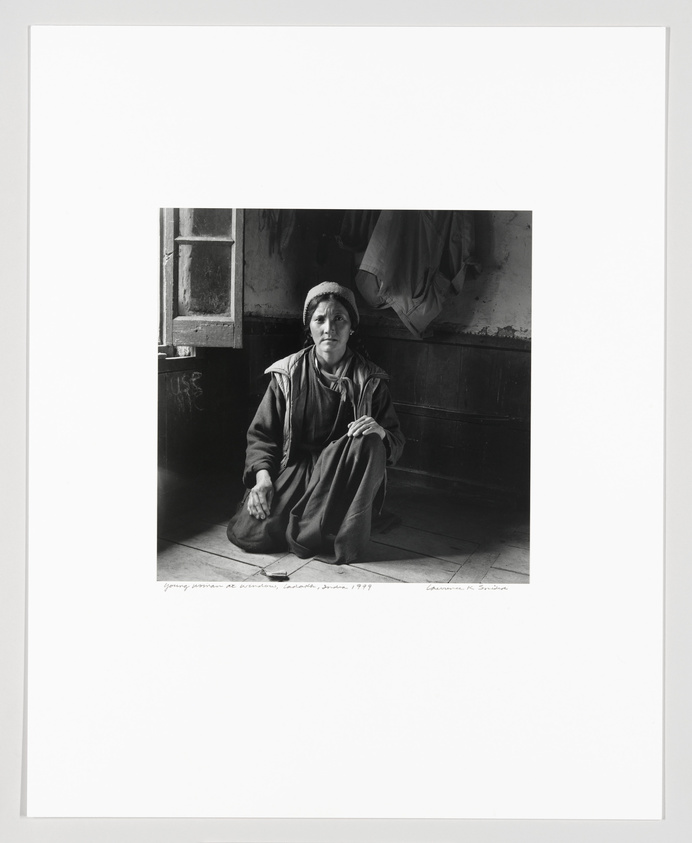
[356,210,477,338]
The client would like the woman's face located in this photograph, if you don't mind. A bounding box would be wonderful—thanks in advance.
[309,297,352,369]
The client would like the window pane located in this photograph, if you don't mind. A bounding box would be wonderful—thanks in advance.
[177,243,232,315]
[179,208,233,238]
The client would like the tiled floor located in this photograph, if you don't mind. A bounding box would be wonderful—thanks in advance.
[158,473,529,585]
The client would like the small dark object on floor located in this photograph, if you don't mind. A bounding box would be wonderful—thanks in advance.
[262,569,289,581]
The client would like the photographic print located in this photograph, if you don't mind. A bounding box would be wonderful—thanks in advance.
[157,208,531,585]
[26,25,664,821]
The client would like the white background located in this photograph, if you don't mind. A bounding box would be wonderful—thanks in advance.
[25,25,665,820]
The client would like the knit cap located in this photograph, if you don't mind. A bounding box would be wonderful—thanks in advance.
[302,282,359,327]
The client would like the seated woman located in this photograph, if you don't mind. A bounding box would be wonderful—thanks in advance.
[227,281,405,565]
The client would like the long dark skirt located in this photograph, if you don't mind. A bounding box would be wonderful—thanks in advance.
[227,433,386,564]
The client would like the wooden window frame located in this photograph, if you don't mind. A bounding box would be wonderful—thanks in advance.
[160,208,244,349]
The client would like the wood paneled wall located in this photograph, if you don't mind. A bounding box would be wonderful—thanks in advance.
[363,332,530,500]
[241,317,530,504]
[158,323,530,514]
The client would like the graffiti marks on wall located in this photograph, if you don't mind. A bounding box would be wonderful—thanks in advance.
[169,371,203,413]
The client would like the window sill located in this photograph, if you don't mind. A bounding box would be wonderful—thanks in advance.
[158,354,200,374]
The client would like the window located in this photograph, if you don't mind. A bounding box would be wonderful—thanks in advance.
[160,208,244,350]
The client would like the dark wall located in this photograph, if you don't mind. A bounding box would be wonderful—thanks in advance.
[158,349,248,524]
[241,317,530,504]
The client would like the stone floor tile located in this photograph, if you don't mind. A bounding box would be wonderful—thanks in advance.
[482,567,530,584]
[449,549,502,584]
[285,559,403,583]
[492,544,530,576]
[159,521,289,568]
[157,540,259,582]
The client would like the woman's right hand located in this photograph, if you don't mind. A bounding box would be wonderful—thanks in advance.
[247,469,274,520]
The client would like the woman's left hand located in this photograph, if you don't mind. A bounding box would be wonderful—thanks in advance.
[347,415,386,440]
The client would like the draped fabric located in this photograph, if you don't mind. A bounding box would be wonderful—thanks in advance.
[356,210,478,338]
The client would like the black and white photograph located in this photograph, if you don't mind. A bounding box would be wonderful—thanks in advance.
[158,208,531,584]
